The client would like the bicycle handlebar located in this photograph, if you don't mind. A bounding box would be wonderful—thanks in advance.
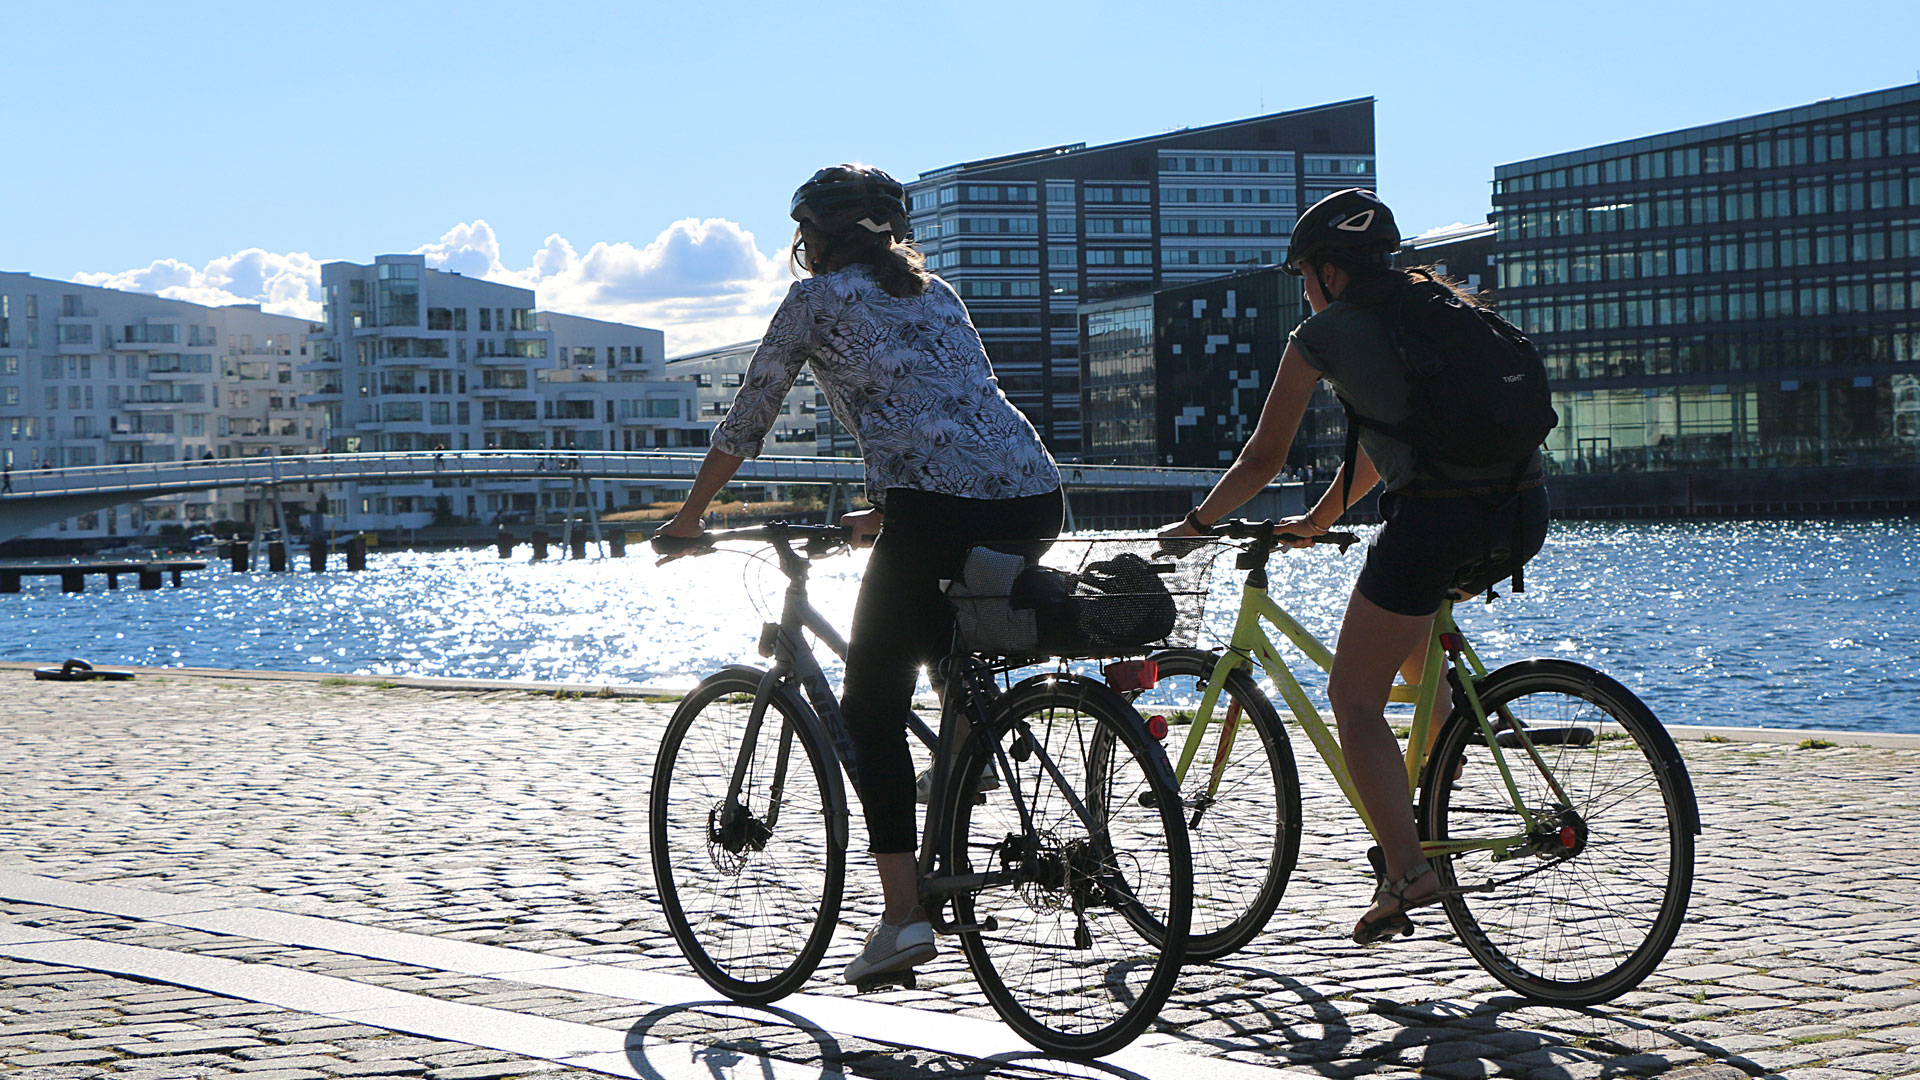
[1209,518,1360,551]
[650,520,852,559]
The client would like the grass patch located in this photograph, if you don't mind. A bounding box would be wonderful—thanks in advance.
[1787,1030,1855,1046]
[320,677,397,689]
[594,686,619,699]
[1797,737,1838,750]
[641,694,684,704]
[1702,733,1732,743]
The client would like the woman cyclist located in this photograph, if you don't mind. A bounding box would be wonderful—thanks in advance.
[1161,188,1549,944]
[655,165,1063,983]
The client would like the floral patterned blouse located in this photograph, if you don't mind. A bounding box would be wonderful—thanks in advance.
[710,265,1060,508]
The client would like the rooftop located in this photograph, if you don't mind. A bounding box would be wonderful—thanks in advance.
[1495,82,1920,178]
[915,97,1374,182]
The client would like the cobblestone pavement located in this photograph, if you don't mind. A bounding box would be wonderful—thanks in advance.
[2,672,1918,1079]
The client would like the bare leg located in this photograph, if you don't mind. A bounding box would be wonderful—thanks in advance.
[875,852,922,925]
[1326,585,1441,933]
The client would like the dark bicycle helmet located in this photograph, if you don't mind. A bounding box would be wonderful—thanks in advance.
[1281,188,1399,275]
[790,164,911,240]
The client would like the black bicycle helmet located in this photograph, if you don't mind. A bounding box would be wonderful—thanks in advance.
[1281,188,1399,275]
[790,164,911,240]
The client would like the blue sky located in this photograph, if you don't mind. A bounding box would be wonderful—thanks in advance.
[4,0,1917,352]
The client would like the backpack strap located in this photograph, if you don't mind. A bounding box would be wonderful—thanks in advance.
[1338,397,1360,523]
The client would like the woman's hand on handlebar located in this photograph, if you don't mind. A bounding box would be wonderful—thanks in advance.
[1273,513,1326,549]
[651,515,708,564]
[840,507,884,549]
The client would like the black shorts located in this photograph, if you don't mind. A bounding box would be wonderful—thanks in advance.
[1354,484,1550,617]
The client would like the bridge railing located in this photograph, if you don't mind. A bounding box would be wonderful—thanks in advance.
[1,450,1221,500]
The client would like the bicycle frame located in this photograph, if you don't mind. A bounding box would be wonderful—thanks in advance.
[1176,540,1576,862]
[706,526,1111,933]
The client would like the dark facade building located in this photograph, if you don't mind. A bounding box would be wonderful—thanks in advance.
[1492,83,1920,487]
[1081,265,1351,474]
[909,98,1376,456]
[1398,220,1496,295]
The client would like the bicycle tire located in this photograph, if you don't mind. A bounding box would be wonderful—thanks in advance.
[1420,659,1699,1006]
[1102,648,1301,961]
[650,666,847,1004]
[946,674,1191,1058]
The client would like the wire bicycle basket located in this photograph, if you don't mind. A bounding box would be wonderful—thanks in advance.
[945,537,1220,659]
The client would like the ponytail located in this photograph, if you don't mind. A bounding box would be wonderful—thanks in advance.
[791,223,931,299]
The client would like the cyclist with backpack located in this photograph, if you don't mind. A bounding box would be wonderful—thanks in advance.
[654,165,1063,983]
[1161,188,1552,945]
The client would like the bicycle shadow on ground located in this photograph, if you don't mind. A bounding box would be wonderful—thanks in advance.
[621,1000,1177,1079]
[1151,958,1711,1075]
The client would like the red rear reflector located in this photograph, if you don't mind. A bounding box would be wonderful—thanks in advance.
[1104,660,1159,693]
[1560,826,1578,848]
[1439,633,1465,653]
[1146,715,1170,740]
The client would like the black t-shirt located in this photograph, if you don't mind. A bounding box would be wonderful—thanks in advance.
[1289,301,1543,493]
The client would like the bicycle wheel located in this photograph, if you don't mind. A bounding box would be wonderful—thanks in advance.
[1420,659,1699,1006]
[650,666,847,1004]
[1105,648,1301,961]
[946,675,1190,1058]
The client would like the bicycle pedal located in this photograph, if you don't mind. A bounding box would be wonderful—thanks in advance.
[946,916,999,934]
[854,971,917,992]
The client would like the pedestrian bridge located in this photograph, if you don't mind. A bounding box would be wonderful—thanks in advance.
[0,450,1237,544]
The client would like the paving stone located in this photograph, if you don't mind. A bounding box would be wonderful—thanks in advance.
[2,676,1919,1079]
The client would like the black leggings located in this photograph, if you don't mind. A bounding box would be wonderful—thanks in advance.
[840,486,1064,854]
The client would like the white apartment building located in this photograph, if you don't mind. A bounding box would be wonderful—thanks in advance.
[665,339,821,455]
[0,272,324,540]
[310,255,700,530]
[665,338,832,502]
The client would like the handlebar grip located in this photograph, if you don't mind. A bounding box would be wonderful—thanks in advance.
[649,532,712,557]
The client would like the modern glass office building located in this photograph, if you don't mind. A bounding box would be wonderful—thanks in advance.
[908,98,1375,456]
[1493,83,1920,476]
[1081,266,1335,469]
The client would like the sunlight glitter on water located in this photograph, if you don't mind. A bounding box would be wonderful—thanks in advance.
[7,518,1917,732]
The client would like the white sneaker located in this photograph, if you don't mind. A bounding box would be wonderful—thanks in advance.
[842,917,937,984]
[914,762,1000,805]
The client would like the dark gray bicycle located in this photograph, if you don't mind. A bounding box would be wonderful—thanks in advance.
[648,522,1192,1058]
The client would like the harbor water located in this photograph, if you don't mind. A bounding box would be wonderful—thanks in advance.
[5,518,1916,734]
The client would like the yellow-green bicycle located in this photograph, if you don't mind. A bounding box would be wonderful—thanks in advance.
[1113,518,1700,1005]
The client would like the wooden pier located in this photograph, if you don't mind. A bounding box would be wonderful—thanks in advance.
[0,560,206,595]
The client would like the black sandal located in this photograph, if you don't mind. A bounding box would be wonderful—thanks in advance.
[1353,862,1451,945]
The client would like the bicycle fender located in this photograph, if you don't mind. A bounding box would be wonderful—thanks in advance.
[1473,658,1701,836]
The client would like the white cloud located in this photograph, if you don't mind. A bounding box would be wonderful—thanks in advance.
[410,217,791,353]
[74,250,326,321]
[76,218,795,355]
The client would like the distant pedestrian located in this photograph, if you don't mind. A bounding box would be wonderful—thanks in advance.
[1,463,11,494]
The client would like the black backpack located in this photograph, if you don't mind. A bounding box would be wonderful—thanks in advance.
[1338,275,1557,508]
